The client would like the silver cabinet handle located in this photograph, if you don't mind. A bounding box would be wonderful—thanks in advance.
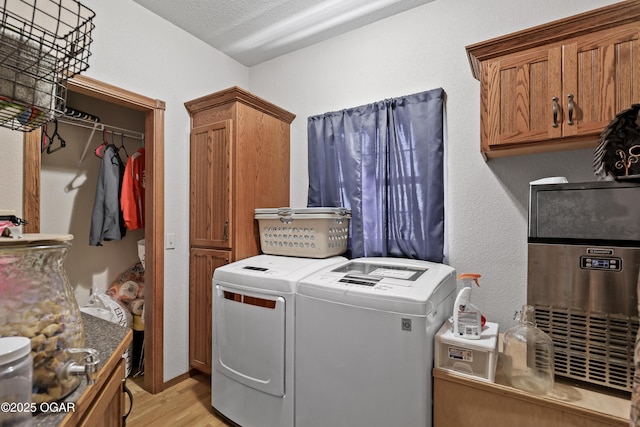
[552,97,559,128]
[224,220,229,240]
[567,94,574,125]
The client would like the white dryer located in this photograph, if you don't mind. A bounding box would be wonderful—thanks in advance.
[211,254,346,427]
[295,257,456,427]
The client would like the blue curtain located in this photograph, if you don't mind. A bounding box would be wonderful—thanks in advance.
[307,88,445,262]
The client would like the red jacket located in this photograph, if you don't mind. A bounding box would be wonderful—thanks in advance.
[121,147,145,230]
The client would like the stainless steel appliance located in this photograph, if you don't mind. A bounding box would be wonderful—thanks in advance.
[528,180,640,392]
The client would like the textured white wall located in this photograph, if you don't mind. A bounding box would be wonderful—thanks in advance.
[248,0,618,330]
[0,127,23,216]
[40,93,147,308]
[3,0,249,383]
[3,0,621,383]
[72,0,250,381]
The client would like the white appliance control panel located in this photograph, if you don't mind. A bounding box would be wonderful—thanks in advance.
[298,258,457,315]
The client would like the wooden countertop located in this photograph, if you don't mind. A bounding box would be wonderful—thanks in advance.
[434,353,631,427]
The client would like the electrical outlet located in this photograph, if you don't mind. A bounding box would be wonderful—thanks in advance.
[166,233,176,250]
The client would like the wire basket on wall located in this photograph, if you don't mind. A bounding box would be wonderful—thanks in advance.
[0,0,94,132]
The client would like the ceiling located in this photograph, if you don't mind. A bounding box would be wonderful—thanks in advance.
[131,0,434,67]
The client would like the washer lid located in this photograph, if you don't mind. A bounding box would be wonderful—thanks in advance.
[332,261,429,284]
[297,257,456,315]
[213,254,347,293]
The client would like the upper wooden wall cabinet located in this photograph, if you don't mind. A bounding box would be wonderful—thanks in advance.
[466,0,640,159]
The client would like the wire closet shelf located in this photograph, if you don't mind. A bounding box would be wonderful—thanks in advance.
[0,0,94,132]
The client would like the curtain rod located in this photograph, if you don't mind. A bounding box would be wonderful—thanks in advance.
[57,116,145,141]
[55,117,145,165]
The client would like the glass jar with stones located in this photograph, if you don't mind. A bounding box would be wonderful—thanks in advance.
[0,234,86,404]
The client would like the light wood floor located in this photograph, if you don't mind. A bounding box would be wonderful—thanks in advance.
[126,374,232,427]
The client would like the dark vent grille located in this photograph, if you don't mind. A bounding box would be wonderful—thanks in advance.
[534,306,638,392]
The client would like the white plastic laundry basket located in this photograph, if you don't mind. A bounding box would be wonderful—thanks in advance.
[254,207,350,258]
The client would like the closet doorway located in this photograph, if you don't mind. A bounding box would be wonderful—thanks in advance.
[21,75,165,394]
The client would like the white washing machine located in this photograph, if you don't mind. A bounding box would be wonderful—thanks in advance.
[295,257,456,427]
[211,254,346,427]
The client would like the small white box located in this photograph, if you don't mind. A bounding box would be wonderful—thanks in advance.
[254,207,350,258]
[435,320,499,382]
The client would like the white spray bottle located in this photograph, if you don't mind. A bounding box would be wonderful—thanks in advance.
[453,273,484,340]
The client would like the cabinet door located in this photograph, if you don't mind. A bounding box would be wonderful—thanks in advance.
[190,120,232,249]
[189,248,230,374]
[481,46,562,150]
[563,24,640,139]
[79,359,125,427]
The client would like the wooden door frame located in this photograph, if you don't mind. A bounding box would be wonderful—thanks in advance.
[22,75,165,394]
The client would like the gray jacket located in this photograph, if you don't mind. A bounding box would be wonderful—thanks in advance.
[90,144,126,245]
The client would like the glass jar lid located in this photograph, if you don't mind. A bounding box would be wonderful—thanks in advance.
[0,233,73,247]
[0,337,31,365]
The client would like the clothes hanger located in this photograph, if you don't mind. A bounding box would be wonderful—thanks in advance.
[46,119,66,154]
[109,131,122,166]
[117,133,129,158]
[95,129,109,159]
[40,122,52,153]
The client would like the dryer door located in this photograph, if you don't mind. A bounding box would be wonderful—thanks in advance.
[213,284,286,397]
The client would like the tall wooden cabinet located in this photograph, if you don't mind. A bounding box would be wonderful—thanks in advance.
[185,87,295,374]
[466,1,640,158]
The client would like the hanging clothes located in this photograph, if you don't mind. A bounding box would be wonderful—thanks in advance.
[121,147,145,231]
[90,144,126,246]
